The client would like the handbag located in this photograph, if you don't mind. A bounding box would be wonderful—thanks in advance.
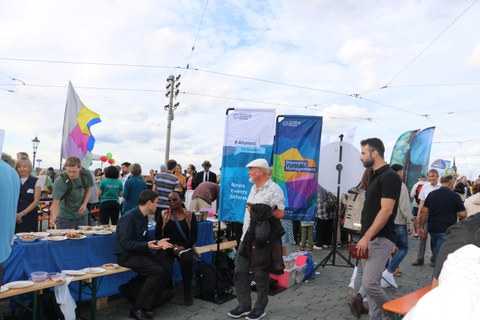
[348,243,368,259]
[171,212,200,257]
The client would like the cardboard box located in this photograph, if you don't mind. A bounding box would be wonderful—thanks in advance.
[270,267,296,288]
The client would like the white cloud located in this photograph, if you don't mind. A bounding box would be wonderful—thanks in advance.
[0,0,479,176]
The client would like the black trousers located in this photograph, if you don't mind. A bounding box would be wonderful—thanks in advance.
[315,218,333,246]
[99,200,120,225]
[117,251,172,311]
[156,249,195,292]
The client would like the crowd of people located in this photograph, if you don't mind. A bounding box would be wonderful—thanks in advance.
[1,141,479,320]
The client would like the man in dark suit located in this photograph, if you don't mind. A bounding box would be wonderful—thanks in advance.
[192,160,217,190]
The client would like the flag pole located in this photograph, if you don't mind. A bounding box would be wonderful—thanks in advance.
[59,81,70,170]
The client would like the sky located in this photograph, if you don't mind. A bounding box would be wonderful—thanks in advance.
[1,0,479,179]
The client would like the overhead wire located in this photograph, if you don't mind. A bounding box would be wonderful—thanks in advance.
[385,0,478,86]
[0,57,352,96]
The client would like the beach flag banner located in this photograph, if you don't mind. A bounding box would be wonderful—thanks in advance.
[218,108,276,223]
[390,129,420,184]
[272,115,323,221]
[406,127,435,191]
[61,82,101,168]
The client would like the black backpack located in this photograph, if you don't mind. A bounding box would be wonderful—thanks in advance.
[197,252,234,297]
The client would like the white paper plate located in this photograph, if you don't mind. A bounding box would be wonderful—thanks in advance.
[0,285,9,293]
[19,235,38,243]
[78,226,94,231]
[32,232,50,238]
[83,267,106,274]
[66,234,86,240]
[15,232,32,237]
[80,230,96,236]
[103,263,119,270]
[62,270,86,276]
[4,280,35,289]
[94,230,112,235]
[45,236,67,241]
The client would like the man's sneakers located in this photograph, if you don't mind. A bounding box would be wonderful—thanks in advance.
[228,306,251,318]
[129,309,152,320]
[381,270,399,289]
[246,309,266,320]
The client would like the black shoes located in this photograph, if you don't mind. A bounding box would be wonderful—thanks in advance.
[129,309,153,320]
[228,306,252,318]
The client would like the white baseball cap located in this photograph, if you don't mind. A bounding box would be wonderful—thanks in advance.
[246,158,269,169]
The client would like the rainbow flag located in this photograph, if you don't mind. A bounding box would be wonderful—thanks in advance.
[61,82,101,167]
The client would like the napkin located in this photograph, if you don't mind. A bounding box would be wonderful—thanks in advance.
[54,275,77,320]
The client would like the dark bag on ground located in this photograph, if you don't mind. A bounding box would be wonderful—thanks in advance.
[119,275,173,307]
[197,252,234,296]
[15,289,65,320]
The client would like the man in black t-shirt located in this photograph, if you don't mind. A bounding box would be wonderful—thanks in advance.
[418,174,467,267]
[355,138,401,320]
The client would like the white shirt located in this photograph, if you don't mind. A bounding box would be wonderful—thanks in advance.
[241,178,285,241]
[418,181,441,202]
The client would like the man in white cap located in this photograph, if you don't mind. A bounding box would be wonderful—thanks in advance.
[228,158,285,320]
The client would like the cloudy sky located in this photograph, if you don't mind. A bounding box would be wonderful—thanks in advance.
[1,0,479,178]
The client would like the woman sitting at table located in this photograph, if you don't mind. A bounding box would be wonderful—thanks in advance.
[155,192,198,306]
[15,157,41,233]
[98,165,123,225]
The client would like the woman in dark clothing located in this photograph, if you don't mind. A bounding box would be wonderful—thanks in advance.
[15,157,41,233]
[154,192,198,306]
[123,163,147,214]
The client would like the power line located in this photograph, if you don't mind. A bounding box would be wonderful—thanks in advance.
[383,82,480,88]
[0,57,351,96]
[385,0,478,86]
[182,0,209,74]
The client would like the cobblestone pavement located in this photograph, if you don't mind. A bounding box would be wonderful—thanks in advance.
[93,237,433,320]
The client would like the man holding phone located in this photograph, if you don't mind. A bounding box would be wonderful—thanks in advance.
[115,190,173,320]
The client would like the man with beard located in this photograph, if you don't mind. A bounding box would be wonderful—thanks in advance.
[355,138,401,320]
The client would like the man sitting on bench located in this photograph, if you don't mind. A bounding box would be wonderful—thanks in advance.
[115,190,173,320]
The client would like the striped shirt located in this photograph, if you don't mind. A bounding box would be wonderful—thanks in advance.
[154,172,179,209]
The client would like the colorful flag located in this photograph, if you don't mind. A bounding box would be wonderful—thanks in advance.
[272,115,323,221]
[218,108,276,222]
[406,127,435,191]
[61,82,101,167]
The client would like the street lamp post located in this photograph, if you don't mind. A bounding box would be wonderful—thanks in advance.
[31,136,40,167]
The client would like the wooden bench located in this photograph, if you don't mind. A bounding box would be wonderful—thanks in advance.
[68,266,132,320]
[383,285,432,319]
[195,240,237,255]
[0,279,66,320]
[0,266,133,320]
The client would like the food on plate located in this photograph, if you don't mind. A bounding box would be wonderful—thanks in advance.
[103,263,119,270]
[20,235,37,242]
[66,232,83,239]
[78,226,93,231]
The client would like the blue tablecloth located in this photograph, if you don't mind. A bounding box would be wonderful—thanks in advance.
[3,221,215,300]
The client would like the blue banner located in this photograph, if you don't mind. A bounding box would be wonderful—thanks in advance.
[407,127,435,191]
[272,116,323,221]
[218,109,276,222]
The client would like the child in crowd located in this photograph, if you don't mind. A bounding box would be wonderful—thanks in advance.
[300,220,315,252]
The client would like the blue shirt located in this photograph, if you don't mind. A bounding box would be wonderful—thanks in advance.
[0,161,20,263]
[123,176,147,213]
